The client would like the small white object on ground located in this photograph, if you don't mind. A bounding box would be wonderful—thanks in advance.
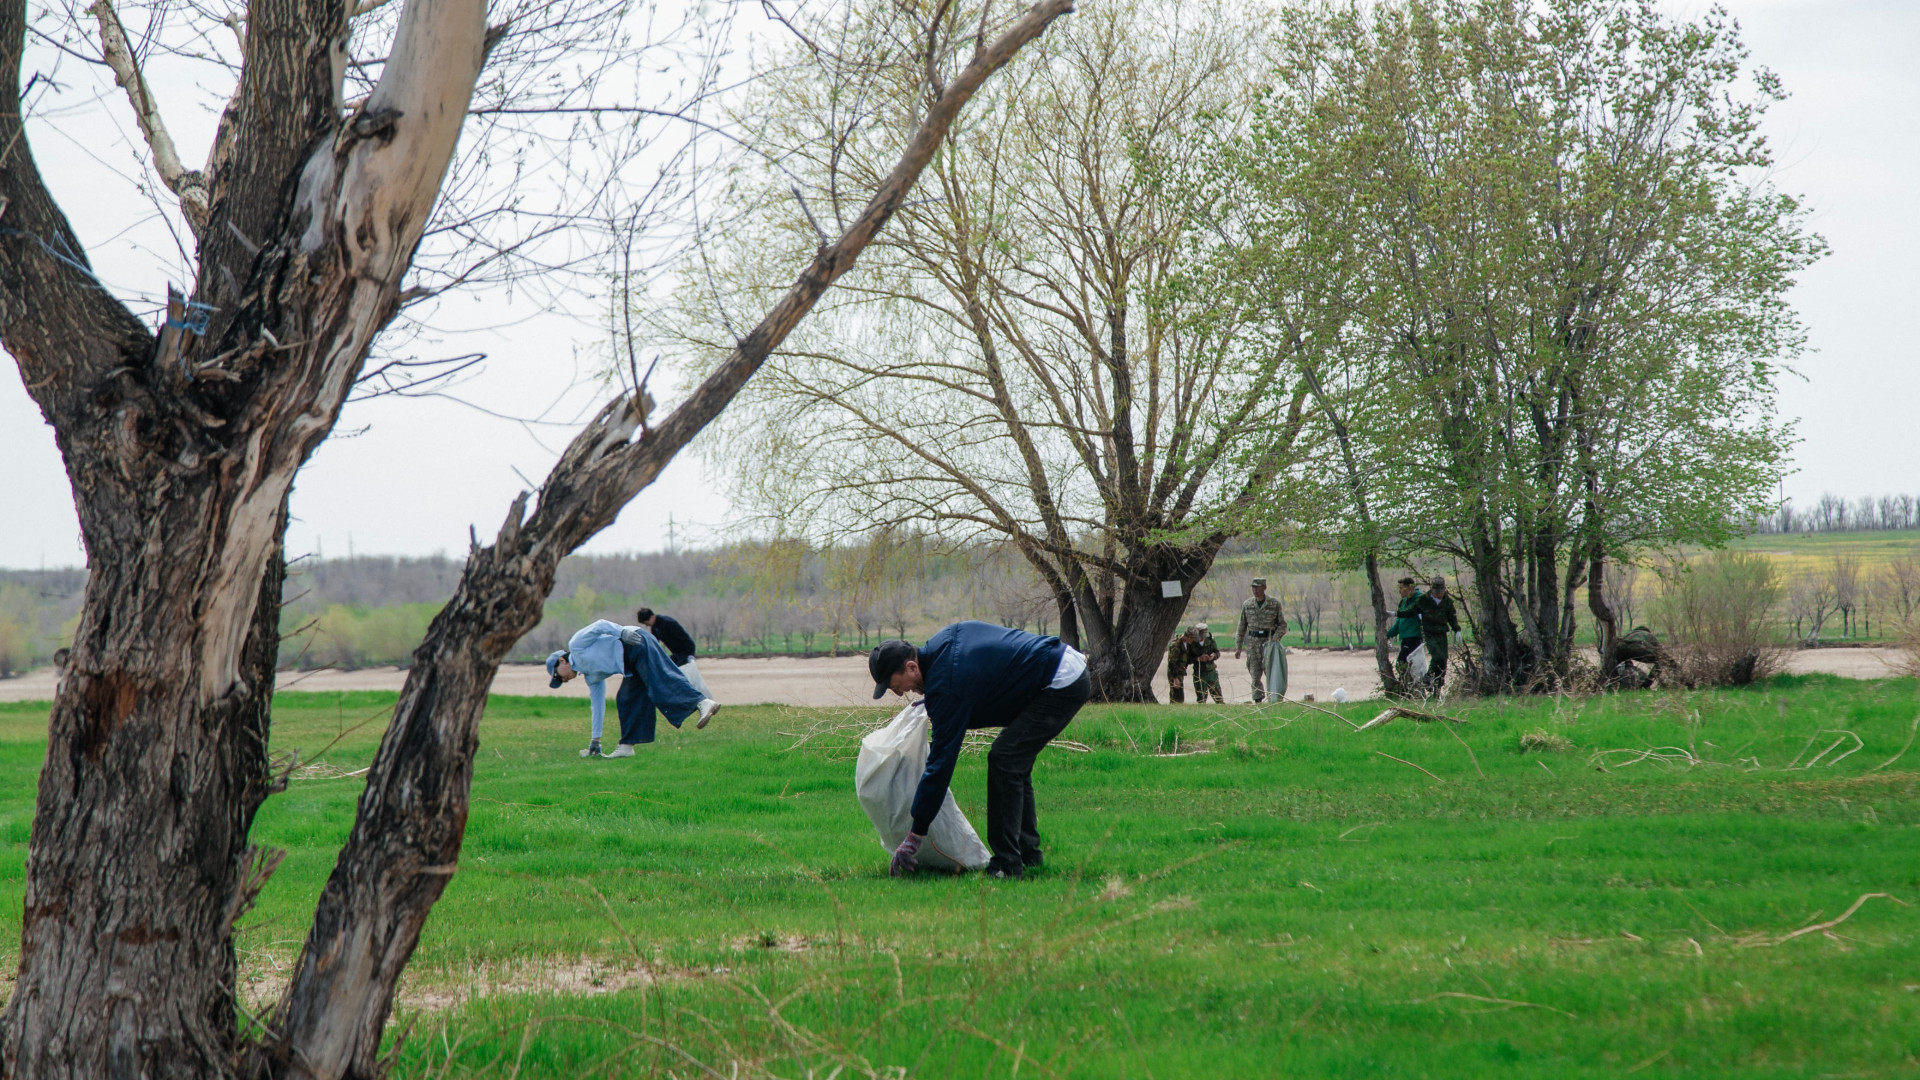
[1332,687,1348,703]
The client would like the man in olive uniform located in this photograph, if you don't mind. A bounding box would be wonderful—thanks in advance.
[1165,628,1193,703]
[1409,576,1462,691]
[1188,623,1224,704]
[1234,577,1289,702]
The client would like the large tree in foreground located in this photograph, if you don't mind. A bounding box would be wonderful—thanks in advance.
[0,0,1070,1070]
[691,0,1310,700]
[1188,0,1815,691]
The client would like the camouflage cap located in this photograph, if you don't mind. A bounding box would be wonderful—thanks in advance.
[1251,577,1268,587]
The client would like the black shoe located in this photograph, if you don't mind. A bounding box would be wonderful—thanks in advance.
[1022,852,1044,870]
[986,865,1025,880]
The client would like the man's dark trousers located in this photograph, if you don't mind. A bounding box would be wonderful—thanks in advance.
[985,671,1091,875]
[1422,631,1449,689]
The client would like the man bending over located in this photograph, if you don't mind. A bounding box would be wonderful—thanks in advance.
[870,621,1091,880]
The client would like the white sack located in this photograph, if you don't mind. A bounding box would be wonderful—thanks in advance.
[1407,642,1430,683]
[677,657,712,697]
[855,701,991,872]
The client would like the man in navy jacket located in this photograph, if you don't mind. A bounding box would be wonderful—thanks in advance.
[870,621,1092,879]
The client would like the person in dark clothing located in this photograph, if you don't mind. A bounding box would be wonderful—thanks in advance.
[1409,577,1462,690]
[638,607,711,697]
[870,621,1091,880]
[1392,578,1425,686]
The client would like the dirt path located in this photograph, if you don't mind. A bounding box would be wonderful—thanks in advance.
[3,645,1900,705]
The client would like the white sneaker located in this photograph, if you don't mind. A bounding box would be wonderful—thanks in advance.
[696,699,721,729]
[579,740,602,758]
[605,743,635,758]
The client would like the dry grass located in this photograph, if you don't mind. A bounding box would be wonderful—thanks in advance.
[1517,730,1575,754]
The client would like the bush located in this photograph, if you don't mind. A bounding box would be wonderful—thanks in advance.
[1649,550,1787,687]
[1894,620,1920,680]
[0,616,26,678]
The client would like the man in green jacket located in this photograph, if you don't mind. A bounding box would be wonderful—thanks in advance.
[1391,577,1425,687]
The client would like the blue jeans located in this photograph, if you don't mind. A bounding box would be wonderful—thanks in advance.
[615,637,705,744]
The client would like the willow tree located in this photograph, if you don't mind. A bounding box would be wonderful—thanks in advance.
[0,0,1070,1069]
[1189,0,1814,690]
[689,0,1310,700]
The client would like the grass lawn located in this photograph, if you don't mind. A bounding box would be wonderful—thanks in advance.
[0,677,1917,1077]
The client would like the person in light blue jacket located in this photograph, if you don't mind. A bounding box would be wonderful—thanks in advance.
[547,619,720,758]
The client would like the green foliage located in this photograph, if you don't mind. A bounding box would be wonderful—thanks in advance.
[1170,0,1822,687]
[4,679,1915,1075]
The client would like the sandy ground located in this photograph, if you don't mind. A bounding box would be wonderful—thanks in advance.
[2,645,1903,705]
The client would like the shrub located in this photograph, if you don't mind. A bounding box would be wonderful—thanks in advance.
[1649,550,1787,687]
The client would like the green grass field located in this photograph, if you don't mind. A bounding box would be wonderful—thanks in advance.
[0,679,1917,1077]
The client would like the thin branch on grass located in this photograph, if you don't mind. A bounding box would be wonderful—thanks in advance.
[1741,892,1910,947]
[1374,751,1442,782]
[1439,721,1485,779]
[1867,713,1919,772]
[1355,706,1465,732]
[1419,992,1575,1018]
[1337,822,1386,842]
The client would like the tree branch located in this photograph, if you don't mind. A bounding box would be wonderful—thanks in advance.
[88,0,210,235]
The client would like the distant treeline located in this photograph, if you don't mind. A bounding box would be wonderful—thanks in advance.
[7,527,1918,676]
[1754,494,1920,534]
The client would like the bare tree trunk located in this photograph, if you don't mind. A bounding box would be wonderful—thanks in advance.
[1363,550,1396,692]
[252,6,1075,1073]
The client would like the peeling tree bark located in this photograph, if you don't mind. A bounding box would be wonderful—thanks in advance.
[0,0,489,1070]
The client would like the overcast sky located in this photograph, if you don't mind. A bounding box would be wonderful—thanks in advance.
[2,0,1915,569]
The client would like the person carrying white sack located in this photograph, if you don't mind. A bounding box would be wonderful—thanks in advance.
[869,621,1091,880]
[637,607,711,697]
[547,619,720,758]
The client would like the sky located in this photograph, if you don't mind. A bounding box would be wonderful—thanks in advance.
[2,0,1917,569]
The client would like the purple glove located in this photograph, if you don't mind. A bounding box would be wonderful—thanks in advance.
[891,833,924,877]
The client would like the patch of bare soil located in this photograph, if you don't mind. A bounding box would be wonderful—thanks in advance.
[236,955,718,1017]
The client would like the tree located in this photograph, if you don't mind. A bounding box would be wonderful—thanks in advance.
[1187,0,1816,689]
[692,0,1309,700]
[0,0,1071,1070]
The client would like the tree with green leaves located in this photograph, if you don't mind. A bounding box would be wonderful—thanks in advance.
[1184,0,1816,690]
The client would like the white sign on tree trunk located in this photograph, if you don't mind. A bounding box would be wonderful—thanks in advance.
[1161,581,1183,598]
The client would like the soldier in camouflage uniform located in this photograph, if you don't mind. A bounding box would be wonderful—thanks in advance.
[1165,629,1193,703]
[1234,577,1289,702]
[1187,623,1224,703]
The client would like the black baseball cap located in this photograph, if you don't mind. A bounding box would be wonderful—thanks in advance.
[869,640,917,699]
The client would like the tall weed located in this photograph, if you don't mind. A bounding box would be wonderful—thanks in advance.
[1650,550,1787,687]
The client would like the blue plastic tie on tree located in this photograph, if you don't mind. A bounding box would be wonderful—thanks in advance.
[166,302,215,336]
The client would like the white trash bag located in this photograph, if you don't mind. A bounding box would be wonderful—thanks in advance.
[1407,642,1430,683]
[855,701,991,872]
